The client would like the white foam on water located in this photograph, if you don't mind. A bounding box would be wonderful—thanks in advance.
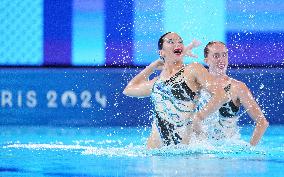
[2,138,268,158]
[4,143,90,150]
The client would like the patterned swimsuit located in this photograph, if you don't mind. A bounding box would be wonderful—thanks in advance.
[151,68,198,146]
[200,80,240,140]
[218,83,240,127]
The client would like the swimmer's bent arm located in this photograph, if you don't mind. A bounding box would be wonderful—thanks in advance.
[187,63,228,120]
[238,82,269,146]
[123,60,162,97]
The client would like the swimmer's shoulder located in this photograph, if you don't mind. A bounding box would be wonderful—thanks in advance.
[184,62,204,68]
[230,78,246,88]
[229,77,250,95]
[184,62,207,73]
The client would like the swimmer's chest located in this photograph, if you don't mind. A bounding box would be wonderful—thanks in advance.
[163,68,199,101]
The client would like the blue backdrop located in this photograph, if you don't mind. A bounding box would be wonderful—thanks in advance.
[0,68,282,126]
[0,0,283,67]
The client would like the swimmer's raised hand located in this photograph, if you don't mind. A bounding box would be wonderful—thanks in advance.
[148,58,164,71]
[184,39,201,58]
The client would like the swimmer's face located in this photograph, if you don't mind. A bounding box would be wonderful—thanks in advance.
[159,33,184,62]
[205,42,228,74]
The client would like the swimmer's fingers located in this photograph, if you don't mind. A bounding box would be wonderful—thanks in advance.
[184,40,201,58]
[191,39,202,48]
[150,58,164,71]
[184,39,201,51]
[155,64,164,70]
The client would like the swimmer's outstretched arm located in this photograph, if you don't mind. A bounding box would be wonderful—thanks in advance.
[184,39,201,58]
[237,82,269,146]
[186,62,228,121]
[123,59,164,97]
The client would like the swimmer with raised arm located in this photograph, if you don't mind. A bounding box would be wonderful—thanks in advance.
[201,41,269,146]
[123,32,227,149]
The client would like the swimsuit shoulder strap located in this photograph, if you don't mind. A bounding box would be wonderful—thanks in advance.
[224,79,232,93]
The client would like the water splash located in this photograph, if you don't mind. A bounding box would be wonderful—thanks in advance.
[3,139,269,158]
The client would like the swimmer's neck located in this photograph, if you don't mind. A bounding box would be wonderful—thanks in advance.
[209,70,228,79]
[164,61,184,74]
[209,66,227,76]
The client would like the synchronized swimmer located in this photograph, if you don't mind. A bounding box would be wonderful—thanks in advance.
[200,41,269,146]
[123,32,227,149]
[123,32,269,149]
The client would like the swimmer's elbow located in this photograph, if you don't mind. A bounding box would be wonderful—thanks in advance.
[261,119,269,129]
[123,87,131,96]
[265,120,269,129]
[123,86,151,97]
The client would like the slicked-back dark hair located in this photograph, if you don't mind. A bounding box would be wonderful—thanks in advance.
[158,32,172,50]
[204,41,226,58]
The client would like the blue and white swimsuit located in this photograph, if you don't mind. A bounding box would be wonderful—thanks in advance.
[200,80,240,140]
[151,68,198,146]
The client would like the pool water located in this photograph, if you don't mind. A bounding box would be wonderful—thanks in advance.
[1,125,283,177]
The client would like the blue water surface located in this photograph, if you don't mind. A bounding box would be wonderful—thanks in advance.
[0,125,283,177]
